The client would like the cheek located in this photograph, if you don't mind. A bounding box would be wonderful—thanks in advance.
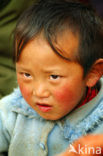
[17,79,31,101]
[53,84,73,103]
[19,85,30,99]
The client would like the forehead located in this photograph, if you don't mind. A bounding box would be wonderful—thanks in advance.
[17,29,79,63]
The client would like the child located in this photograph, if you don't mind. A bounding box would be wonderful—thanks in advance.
[0,0,103,155]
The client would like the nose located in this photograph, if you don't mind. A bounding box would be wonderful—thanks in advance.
[33,82,50,98]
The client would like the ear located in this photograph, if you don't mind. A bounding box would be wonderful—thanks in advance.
[86,59,103,87]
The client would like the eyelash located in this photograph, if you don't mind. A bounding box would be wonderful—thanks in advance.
[50,75,60,80]
[20,72,32,79]
[24,73,31,77]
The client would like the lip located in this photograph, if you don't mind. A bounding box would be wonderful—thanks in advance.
[36,103,52,112]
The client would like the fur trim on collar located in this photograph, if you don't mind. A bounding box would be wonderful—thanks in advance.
[64,99,103,143]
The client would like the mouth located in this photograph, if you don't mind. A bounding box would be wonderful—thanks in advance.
[36,103,52,112]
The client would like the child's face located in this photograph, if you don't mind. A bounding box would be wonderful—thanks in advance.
[16,31,87,120]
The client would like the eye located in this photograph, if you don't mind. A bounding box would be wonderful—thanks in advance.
[24,73,32,78]
[50,75,60,80]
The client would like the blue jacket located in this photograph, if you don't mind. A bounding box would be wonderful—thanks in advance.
[0,79,103,156]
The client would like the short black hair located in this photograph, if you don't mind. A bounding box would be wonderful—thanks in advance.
[14,0,103,76]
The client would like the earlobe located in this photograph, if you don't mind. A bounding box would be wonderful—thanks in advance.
[86,59,103,88]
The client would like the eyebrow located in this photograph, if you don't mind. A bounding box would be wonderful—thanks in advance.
[43,67,65,74]
[16,64,30,71]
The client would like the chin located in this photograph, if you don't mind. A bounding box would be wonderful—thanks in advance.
[39,114,56,121]
[40,114,63,121]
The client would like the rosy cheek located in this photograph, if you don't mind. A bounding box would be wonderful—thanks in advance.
[54,85,72,103]
[19,84,31,102]
[17,76,31,101]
